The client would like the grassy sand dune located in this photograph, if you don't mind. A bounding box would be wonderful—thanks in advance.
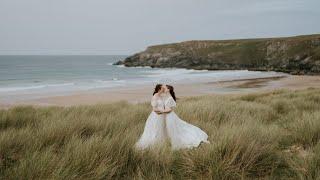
[1,88,320,179]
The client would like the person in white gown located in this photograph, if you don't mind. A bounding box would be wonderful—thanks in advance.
[135,84,210,150]
[162,85,210,150]
[134,84,169,149]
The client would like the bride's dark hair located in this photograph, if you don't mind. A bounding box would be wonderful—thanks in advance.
[166,85,176,101]
[153,84,163,95]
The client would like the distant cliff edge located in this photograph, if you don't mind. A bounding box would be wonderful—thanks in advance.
[115,34,320,75]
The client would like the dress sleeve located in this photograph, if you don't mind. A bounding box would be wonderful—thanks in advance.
[165,97,176,108]
[151,96,157,107]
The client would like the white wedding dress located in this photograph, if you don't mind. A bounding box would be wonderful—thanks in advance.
[164,95,210,150]
[135,94,168,150]
[135,94,210,150]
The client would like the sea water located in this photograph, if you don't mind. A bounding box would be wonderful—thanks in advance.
[0,55,287,100]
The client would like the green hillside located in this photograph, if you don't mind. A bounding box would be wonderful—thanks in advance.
[116,34,320,75]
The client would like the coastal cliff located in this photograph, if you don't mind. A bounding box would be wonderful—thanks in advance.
[115,34,320,75]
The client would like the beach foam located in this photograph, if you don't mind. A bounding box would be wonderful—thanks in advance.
[0,55,288,101]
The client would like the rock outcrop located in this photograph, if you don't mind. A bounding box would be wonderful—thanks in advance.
[115,34,320,75]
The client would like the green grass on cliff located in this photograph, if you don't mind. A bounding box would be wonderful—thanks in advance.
[147,34,320,66]
[1,88,320,179]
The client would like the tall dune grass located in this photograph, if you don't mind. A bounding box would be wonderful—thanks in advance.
[1,88,320,179]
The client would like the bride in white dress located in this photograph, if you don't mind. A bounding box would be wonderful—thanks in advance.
[163,85,210,150]
[135,84,168,149]
[135,84,210,150]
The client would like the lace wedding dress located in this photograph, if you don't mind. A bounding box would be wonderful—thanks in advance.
[135,94,209,150]
[135,94,168,150]
[164,95,210,150]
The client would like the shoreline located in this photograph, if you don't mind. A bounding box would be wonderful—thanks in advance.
[1,75,320,109]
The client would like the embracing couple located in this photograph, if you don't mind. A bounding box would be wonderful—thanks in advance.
[135,84,210,150]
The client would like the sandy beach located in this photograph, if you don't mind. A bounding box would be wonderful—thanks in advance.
[1,75,320,108]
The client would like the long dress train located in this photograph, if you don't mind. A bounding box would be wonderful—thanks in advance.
[164,95,210,150]
[134,95,168,150]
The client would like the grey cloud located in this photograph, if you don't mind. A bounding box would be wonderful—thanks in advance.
[0,0,319,55]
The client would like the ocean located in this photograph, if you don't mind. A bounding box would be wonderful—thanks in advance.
[0,55,286,101]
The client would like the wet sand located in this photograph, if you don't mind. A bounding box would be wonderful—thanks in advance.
[1,75,320,108]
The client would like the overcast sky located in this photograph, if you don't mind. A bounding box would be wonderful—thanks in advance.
[0,0,319,55]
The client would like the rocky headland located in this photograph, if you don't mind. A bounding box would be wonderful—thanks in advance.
[115,34,320,75]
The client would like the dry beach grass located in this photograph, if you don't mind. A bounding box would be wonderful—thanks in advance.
[1,88,320,179]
